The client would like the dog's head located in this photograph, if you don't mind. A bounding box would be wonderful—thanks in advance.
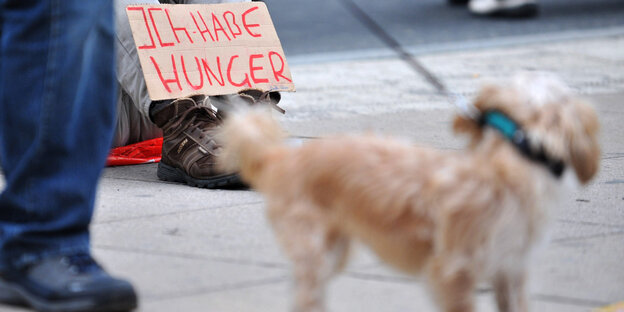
[453,72,600,184]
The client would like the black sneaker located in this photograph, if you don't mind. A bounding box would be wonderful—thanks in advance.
[0,253,137,312]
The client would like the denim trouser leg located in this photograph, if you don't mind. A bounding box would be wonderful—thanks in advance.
[0,0,115,271]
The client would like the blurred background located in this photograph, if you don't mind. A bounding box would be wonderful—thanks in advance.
[264,0,624,62]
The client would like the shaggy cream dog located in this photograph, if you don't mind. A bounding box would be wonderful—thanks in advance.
[218,72,600,312]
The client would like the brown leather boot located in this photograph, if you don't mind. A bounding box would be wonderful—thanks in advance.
[152,97,241,188]
[211,89,284,118]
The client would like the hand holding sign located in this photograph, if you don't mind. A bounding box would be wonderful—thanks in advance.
[126,2,295,100]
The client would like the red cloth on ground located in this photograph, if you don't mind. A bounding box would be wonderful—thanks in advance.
[106,137,162,166]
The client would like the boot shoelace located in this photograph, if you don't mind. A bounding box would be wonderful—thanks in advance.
[173,106,223,155]
[60,253,100,274]
[184,106,221,140]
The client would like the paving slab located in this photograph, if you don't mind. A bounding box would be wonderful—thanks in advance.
[277,36,624,128]
[92,202,287,267]
[532,233,624,305]
[92,201,382,270]
[93,175,262,223]
[267,0,624,59]
[136,272,595,312]
[92,247,287,301]
[263,0,391,56]
[357,0,624,51]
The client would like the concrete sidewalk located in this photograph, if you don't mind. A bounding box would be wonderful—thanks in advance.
[1,34,623,311]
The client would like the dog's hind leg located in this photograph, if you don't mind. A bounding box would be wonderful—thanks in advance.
[493,271,528,312]
[269,203,350,312]
[427,256,476,312]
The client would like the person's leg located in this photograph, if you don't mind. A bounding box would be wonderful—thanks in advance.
[113,0,248,188]
[113,0,163,147]
[0,0,136,310]
[114,0,280,188]
[0,0,115,268]
[111,0,248,148]
[112,88,163,148]
[112,0,253,146]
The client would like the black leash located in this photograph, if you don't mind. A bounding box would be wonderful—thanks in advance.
[341,0,564,178]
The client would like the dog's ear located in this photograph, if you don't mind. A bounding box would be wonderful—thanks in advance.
[452,115,479,136]
[567,98,600,184]
[453,84,501,138]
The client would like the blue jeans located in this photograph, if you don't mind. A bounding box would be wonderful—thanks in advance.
[0,0,115,271]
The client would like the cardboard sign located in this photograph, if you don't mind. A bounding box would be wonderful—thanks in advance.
[126,3,295,100]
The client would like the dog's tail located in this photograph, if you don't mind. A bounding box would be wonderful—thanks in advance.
[217,108,287,187]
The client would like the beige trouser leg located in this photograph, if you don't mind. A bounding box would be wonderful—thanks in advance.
[112,0,249,147]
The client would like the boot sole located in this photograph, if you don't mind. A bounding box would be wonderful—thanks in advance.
[472,3,538,17]
[0,280,26,306]
[447,0,469,5]
[157,162,245,189]
[0,279,137,312]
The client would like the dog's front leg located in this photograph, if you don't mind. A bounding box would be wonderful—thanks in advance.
[269,204,350,312]
[427,256,476,312]
[289,230,350,312]
[493,271,528,312]
[291,265,327,312]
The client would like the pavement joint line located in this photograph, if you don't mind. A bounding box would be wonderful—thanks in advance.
[142,275,289,302]
[93,200,263,225]
[287,27,624,66]
[551,229,624,244]
[407,27,624,61]
[94,244,289,270]
[101,176,179,184]
[602,155,624,160]
[604,152,624,157]
[557,218,624,230]
[289,135,320,140]
[563,51,623,65]
[531,293,610,308]
[289,86,449,97]
[343,271,417,284]
[575,79,624,93]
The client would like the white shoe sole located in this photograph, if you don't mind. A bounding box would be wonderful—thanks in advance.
[470,0,538,17]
